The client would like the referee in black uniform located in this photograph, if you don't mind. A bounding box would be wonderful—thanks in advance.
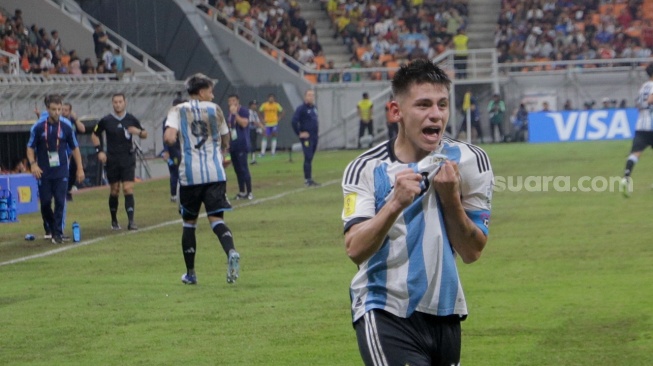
[91,93,147,230]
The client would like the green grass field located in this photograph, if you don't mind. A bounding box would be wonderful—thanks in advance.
[1,140,652,365]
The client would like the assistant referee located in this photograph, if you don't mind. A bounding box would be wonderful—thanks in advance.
[91,93,147,230]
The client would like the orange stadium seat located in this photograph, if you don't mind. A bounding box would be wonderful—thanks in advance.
[304,73,317,84]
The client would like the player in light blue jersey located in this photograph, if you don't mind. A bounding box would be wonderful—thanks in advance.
[619,63,653,197]
[164,73,240,285]
[341,59,493,366]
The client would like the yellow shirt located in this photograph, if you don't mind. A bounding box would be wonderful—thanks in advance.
[259,102,283,126]
[358,99,373,122]
[235,1,251,17]
[452,34,469,56]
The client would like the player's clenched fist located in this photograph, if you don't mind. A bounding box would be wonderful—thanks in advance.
[392,169,423,209]
[434,161,460,202]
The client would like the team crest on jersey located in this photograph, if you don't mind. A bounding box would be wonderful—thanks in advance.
[344,193,357,217]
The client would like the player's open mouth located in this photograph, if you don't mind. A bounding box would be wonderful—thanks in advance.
[422,126,441,137]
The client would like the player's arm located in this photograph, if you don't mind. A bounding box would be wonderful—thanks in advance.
[345,168,422,265]
[221,132,230,152]
[163,126,178,146]
[434,160,488,264]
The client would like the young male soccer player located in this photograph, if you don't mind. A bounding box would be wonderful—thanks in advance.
[163,73,241,285]
[91,93,147,230]
[258,93,284,156]
[341,59,493,365]
[619,63,653,197]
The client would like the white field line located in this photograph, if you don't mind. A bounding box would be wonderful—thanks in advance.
[0,179,340,267]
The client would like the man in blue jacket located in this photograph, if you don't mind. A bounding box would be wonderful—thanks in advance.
[26,94,85,244]
[227,94,254,199]
[291,89,320,187]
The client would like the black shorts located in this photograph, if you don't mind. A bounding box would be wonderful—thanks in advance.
[630,130,653,153]
[105,155,136,184]
[179,182,232,221]
[354,309,462,366]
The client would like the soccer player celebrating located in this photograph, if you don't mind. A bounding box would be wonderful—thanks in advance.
[619,63,653,197]
[163,73,240,285]
[92,93,147,230]
[341,59,494,365]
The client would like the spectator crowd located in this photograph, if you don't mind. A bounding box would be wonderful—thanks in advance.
[496,0,653,71]
[0,7,127,76]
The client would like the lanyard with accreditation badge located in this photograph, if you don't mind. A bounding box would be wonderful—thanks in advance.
[45,118,61,168]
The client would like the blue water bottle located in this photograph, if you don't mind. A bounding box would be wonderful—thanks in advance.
[0,191,7,222]
[9,198,17,222]
[72,221,81,243]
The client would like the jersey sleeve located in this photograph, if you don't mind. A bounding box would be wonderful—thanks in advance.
[93,117,105,137]
[165,106,181,131]
[459,145,493,236]
[63,122,79,150]
[342,159,377,233]
[131,115,144,129]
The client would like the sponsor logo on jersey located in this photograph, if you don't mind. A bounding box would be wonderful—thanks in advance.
[344,193,357,217]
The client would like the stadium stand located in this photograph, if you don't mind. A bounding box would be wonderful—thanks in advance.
[496,0,653,70]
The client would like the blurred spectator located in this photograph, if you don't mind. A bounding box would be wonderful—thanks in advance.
[511,103,528,142]
[92,23,109,60]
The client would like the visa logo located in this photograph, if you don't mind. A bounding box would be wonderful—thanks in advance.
[548,110,632,141]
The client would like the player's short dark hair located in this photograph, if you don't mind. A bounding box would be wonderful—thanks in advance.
[249,100,257,106]
[391,59,451,98]
[112,93,125,101]
[45,94,63,107]
[64,102,72,109]
[185,73,214,95]
[646,63,653,78]
[228,94,240,100]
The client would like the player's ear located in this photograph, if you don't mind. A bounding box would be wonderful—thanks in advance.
[389,101,401,123]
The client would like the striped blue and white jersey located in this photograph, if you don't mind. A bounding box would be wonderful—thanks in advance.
[342,137,493,323]
[165,100,229,186]
[636,80,653,131]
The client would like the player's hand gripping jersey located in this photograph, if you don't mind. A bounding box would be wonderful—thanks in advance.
[342,138,493,322]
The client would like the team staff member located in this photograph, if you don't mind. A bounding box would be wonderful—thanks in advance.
[62,102,85,201]
[341,60,493,365]
[27,94,85,244]
[164,73,240,285]
[91,93,147,230]
[248,100,264,165]
[385,93,398,140]
[258,93,284,156]
[227,94,254,199]
[357,92,374,148]
[291,89,320,187]
[162,97,185,202]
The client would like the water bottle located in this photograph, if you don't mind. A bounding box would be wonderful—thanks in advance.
[0,190,8,222]
[25,234,35,241]
[9,198,16,222]
[72,221,81,243]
